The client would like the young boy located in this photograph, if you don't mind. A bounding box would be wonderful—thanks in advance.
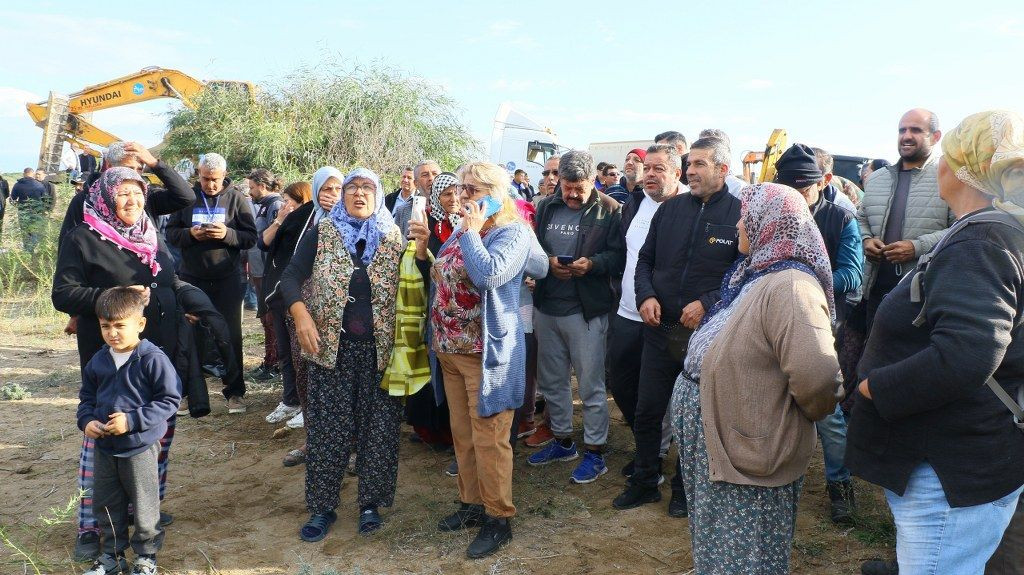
[78,287,181,575]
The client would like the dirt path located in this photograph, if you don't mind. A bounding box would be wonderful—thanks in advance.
[0,312,894,574]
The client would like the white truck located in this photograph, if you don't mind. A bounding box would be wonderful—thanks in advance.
[489,103,562,186]
[587,140,653,168]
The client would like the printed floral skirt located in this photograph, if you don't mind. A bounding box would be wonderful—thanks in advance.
[671,374,803,575]
[304,339,403,513]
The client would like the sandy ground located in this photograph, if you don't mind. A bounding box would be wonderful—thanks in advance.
[0,310,895,575]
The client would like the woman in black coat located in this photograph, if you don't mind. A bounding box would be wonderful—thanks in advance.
[51,167,182,560]
[847,110,1024,573]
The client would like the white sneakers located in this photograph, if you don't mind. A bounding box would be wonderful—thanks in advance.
[265,402,302,424]
[285,411,305,429]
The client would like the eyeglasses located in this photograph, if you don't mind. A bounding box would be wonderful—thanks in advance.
[542,170,558,177]
[458,183,483,195]
[343,184,375,196]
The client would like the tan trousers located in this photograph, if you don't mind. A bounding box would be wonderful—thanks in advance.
[438,352,516,518]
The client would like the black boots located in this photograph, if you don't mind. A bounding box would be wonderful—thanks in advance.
[466,514,512,559]
[827,479,856,524]
[438,502,484,532]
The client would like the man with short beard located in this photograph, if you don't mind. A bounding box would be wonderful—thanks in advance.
[858,108,954,329]
[616,137,741,515]
[607,144,686,515]
[605,149,646,203]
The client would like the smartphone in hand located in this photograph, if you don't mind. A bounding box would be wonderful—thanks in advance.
[411,196,427,223]
[556,255,574,265]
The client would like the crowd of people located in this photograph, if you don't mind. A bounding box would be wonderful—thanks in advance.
[9,106,1020,575]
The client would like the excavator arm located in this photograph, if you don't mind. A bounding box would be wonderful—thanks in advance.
[740,129,788,184]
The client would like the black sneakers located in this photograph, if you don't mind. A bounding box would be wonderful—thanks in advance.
[466,514,512,559]
[667,489,689,518]
[74,531,100,562]
[438,502,485,532]
[612,482,662,510]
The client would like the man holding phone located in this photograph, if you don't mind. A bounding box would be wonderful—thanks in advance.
[166,153,257,414]
[528,150,624,484]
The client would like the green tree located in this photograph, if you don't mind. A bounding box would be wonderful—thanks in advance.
[163,61,480,184]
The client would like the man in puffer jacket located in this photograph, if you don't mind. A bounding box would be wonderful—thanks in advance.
[858,108,954,329]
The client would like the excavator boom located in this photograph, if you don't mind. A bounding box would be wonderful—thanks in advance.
[26,67,254,173]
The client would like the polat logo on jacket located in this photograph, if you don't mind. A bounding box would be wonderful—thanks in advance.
[708,236,735,246]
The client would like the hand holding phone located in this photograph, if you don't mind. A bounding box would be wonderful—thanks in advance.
[411,196,427,224]
[556,255,574,265]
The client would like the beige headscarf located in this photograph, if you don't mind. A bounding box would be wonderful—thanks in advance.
[941,110,1024,223]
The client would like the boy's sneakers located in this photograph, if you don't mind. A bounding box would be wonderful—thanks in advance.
[74,531,100,562]
[265,402,301,424]
[527,440,578,466]
[83,553,128,575]
[176,397,189,417]
[226,396,247,414]
[444,460,459,477]
[570,451,608,484]
[130,556,157,575]
[285,411,305,429]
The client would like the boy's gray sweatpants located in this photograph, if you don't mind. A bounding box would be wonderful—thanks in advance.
[535,310,609,447]
[93,442,163,556]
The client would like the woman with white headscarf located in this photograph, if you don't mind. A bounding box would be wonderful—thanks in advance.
[847,110,1024,574]
[279,167,405,541]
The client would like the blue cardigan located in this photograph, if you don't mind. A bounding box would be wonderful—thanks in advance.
[429,222,540,417]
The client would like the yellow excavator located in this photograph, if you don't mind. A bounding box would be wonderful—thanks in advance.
[26,66,254,175]
[741,128,788,184]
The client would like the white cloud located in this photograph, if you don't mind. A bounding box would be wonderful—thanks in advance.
[741,79,774,90]
[0,87,40,119]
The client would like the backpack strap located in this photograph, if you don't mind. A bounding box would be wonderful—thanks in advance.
[910,212,1024,327]
[907,210,1024,431]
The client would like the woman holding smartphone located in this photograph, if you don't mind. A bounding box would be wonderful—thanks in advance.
[410,162,545,559]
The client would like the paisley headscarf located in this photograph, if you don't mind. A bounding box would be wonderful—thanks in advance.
[311,166,345,225]
[707,183,834,322]
[327,167,395,265]
[83,167,161,277]
[941,110,1024,225]
[429,172,461,229]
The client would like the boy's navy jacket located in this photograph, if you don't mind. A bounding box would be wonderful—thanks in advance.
[77,339,182,457]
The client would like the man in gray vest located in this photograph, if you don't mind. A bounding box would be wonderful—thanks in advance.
[858,108,954,329]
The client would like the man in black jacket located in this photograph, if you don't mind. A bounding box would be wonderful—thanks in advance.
[614,137,741,512]
[528,150,625,484]
[166,152,257,414]
[10,168,48,253]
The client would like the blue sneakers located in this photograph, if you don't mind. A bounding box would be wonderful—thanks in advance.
[571,451,608,484]
[527,440,578,466]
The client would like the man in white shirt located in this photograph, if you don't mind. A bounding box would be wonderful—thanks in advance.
[606,144,686,515]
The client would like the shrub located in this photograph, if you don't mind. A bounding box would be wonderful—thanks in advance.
[162,60,481,186]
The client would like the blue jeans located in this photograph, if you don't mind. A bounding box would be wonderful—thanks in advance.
[886,463,1024,575]
[816,403,850,482]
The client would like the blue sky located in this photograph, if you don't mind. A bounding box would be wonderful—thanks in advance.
[2,0,1022,174]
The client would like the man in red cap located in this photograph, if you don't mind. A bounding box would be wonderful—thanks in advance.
[604,148,646,204]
